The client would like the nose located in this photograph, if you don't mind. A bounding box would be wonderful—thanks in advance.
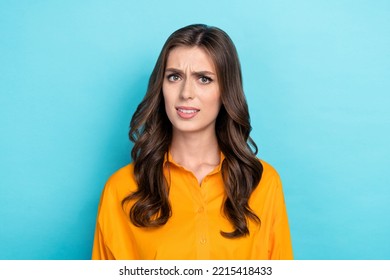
[180,78,195,100]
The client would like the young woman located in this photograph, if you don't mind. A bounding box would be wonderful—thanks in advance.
[92,24,293,260]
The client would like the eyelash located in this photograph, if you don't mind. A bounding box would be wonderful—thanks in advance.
[167,74,181,82]
[166,74,213,84]
[199,76,213,84]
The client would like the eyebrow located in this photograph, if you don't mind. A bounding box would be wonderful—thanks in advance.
[165,68,216,76]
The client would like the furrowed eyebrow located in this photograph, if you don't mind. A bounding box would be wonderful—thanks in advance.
[165,68,184,74]
[193,71,216,76]
[165,68,216,76]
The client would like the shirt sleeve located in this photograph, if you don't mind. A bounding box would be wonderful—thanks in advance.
[92,221,115,260]
[268,174,294,260]
[91,176,140,260]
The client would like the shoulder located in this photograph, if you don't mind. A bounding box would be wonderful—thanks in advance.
[106,163,135,185]
[102,163,137,200]
[253,158,284,197]
[259,159,282,185]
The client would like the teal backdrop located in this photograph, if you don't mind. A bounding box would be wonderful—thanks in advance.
[1,0,389,260]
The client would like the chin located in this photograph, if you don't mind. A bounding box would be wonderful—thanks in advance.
[172,122,216,135]
[173,125,200,133]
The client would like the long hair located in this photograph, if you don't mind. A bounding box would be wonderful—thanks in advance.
[123,24,263,238]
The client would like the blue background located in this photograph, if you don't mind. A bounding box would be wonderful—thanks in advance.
[1,0,389,260]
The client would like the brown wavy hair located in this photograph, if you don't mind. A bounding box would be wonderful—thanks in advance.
[123,24,263,238]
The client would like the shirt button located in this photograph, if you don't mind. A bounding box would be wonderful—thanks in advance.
[200,238,207,245]
[197,207,204,213]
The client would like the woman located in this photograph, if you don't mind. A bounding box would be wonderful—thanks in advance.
[92,24,293,260]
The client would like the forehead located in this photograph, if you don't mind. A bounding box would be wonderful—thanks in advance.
[165,46,216,72]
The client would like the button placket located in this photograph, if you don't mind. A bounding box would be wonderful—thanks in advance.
[195,178,210,258]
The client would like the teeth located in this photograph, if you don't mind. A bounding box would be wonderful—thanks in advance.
[178,109,198,114]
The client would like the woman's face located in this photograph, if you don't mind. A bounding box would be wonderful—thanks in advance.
[162,46,221,137]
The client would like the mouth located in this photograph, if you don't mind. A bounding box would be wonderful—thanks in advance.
[176,106,200,119]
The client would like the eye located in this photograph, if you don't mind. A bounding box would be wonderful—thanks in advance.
[199,76,213,84]
[167,74,181,82]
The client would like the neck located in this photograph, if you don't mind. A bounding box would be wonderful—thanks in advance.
[170,130,220,167]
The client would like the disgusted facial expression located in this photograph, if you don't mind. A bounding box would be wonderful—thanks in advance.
[162,46,221,137]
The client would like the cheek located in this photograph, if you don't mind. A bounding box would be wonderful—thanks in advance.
[162,82,176,103]
[162,85,170,104]
[207,88,221,111]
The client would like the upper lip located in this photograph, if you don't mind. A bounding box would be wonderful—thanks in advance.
[176,106,200,111]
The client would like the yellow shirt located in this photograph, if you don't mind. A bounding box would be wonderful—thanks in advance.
[92,153,293,260]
